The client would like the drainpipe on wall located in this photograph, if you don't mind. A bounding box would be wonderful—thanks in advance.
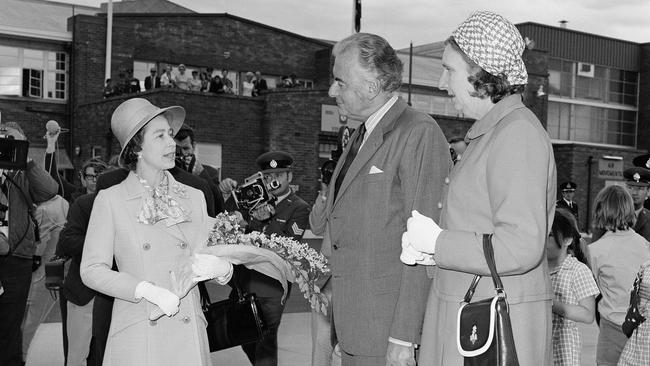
[586,155,594,233]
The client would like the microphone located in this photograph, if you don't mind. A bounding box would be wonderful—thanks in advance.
[44,120,69,138]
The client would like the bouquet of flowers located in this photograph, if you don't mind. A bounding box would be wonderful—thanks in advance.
[203,212,331,314]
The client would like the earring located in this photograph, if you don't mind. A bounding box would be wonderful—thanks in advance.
[137,152,143,159]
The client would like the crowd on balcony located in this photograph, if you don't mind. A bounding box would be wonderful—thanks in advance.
[104,64,303,99]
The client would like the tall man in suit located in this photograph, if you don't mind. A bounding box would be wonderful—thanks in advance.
[321,33,450,365]
[144,68,160,90]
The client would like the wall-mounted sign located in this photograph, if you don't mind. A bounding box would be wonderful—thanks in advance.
[321,105,361,132]
[598,156,623,179]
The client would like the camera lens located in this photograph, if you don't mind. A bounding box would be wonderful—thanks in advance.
[269,180,280,190]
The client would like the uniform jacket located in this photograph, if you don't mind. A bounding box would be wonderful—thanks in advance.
[57,193,97,306]
[236,190,310,298]
[556,198,579,223]
[80,172,212,366]
[5,160,59,258]
[420,94,556,365]
[634,208,650,243]
[322,97,450,356]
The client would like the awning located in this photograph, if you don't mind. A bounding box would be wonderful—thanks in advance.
[28,147,74,170]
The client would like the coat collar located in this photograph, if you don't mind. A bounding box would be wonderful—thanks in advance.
[329,97,408,207]
[465,94,526,141]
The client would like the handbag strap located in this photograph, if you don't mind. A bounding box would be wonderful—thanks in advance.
[483,233,506,297]
[462,234,506,303]
[198,270,245,308]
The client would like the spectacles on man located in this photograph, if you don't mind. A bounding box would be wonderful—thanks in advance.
[83,173,98,181]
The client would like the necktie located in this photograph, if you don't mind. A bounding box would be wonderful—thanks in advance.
[333,123,366,201]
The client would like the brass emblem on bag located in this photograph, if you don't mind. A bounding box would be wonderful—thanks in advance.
[470,325,478,345]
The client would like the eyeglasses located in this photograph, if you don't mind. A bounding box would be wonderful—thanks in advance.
[83,173,98,181]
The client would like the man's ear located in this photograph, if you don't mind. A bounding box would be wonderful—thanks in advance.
[367,78,382,99]
[287,171,293,183]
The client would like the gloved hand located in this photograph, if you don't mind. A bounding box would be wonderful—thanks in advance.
[406,210,442,254]
[219,178,238,195]
[400,232,436,266]
[191,253,233,283]
[135,282,180,318]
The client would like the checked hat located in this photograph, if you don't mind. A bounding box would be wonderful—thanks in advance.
[452,11,528,85]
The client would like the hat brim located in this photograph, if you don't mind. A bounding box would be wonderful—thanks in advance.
[260,167,291,174]
[633,154,650,168]
[118,106,185,168]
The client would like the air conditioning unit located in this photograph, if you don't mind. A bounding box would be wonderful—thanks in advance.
[577,62,595,78]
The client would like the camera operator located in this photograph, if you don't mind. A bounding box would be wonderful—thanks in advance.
[221,151,310,366]
[174,124,225,214]
[0,122,59,366]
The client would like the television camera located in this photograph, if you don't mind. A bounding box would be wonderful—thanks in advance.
[232,172,280,212]
[0,130,29,171]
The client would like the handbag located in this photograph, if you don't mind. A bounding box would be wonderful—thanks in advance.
[198,274,267,351]
[457,234,519,366]
[622,268,645,338]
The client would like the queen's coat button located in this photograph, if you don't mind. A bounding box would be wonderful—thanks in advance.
[143,243,151,250]
[179,242,188,249]
[437,202,443,209]
[182,316,191,324]
[149,320,157,326]
[444,177,450,184]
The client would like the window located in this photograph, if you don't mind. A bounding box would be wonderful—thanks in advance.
[0,46,67,100]
[548,101,636,147]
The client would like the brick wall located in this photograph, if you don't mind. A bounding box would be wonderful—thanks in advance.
[0,98,69,148]
[554,143,647,231]
[74,89,265,182]
[71,13,332,106]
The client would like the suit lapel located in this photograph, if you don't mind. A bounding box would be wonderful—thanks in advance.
[332,98,407,208]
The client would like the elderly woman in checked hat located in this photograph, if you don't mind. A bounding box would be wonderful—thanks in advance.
[399,11,556,364]
[80,98,233,365]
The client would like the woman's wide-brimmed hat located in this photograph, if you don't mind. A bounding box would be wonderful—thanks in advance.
[111,98,185,168]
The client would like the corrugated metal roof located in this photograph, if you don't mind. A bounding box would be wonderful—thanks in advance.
[517,22,641,71]
[397,52,443,88]
[0,0,99,41]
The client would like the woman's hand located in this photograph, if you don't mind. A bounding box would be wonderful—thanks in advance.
[135,282,180,318]
[406,210,442,254]
[400,232,435,266]
[191,253,233,283]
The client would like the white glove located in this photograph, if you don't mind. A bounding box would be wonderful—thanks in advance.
[191,253,233,283]
[400,232,436,266]
[135,281,180,318]
[407,210,442,254]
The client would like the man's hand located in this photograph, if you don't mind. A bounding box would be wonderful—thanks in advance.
[386,342,416,366]
[219,178,238,196]
[250,203,275,221]
[45,129,60,153]
[192,159,204,175]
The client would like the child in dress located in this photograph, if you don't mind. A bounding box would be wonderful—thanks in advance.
[618,260,650,366]
[547,208,600,365]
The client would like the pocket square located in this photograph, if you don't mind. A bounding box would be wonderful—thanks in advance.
[369,166,383,174]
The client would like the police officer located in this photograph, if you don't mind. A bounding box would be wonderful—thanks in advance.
[228,151,310,366]
[624,166,650,242]
[557,181,579,222]
[633,153,650,210]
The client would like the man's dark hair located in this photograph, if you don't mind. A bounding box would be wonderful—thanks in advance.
[448,137,465,144]
[175,125,195,144]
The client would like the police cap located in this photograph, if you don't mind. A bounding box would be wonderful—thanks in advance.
[256,151,293,173]
[624,167,650,186]
[633,154,650,169]
[559,181,577,192]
